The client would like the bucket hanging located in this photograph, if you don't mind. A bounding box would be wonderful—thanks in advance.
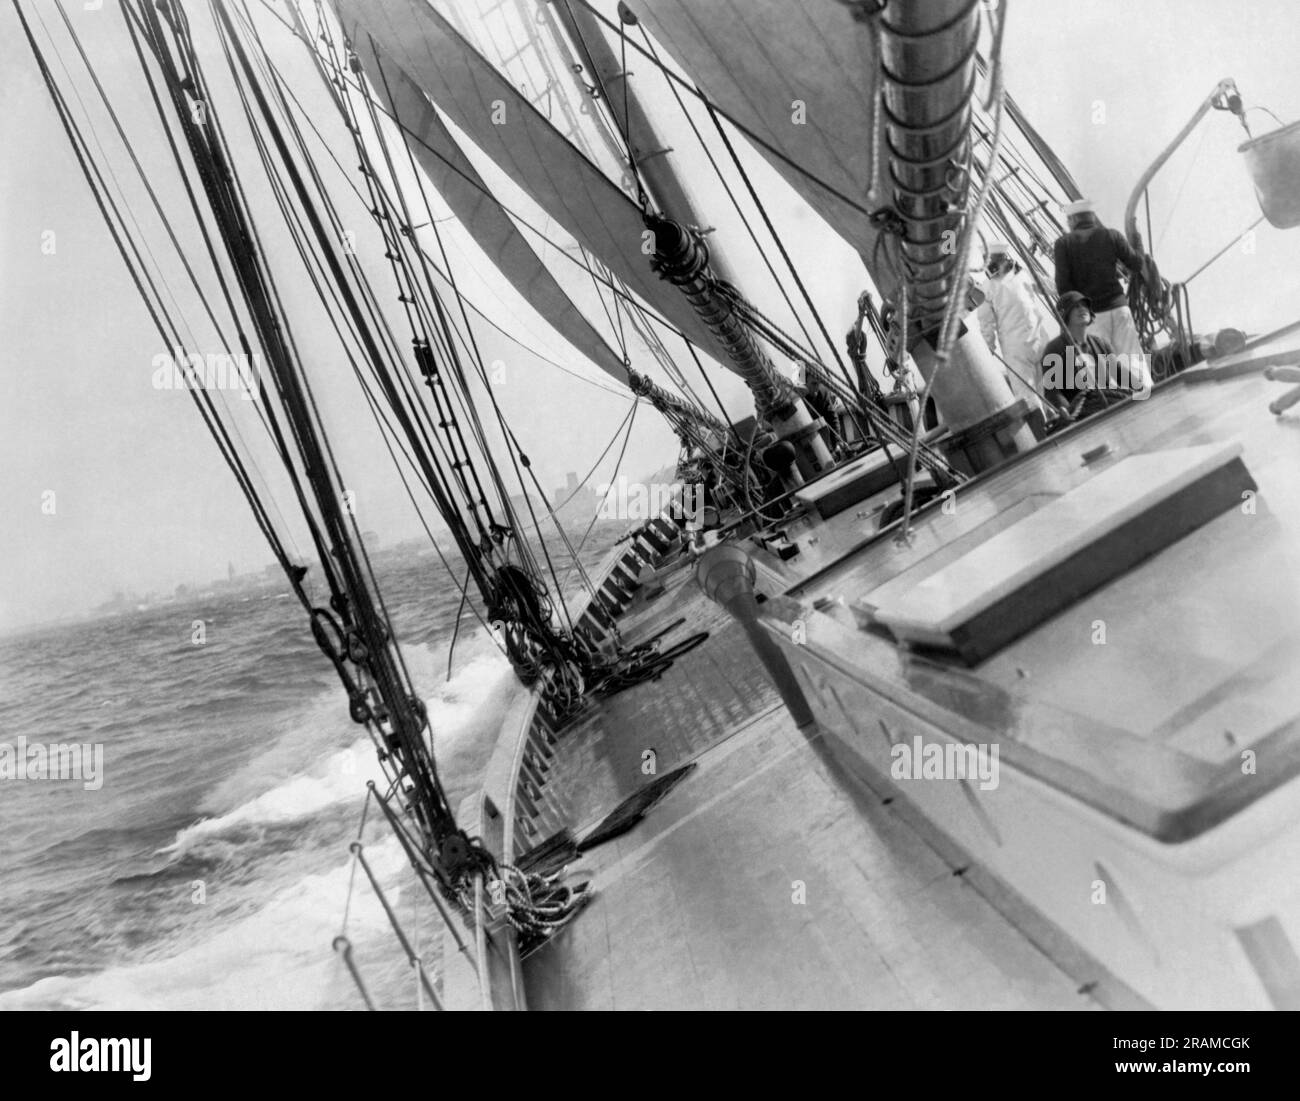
[1239,119,1300,229]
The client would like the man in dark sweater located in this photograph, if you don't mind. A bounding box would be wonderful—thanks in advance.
[1052,200,1146,365]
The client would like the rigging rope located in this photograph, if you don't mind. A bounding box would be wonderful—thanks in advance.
[367,69,585,637]
[1184,214,1267,285]
[700,96,858,396]
[238,35,627,399]
[23,0,326,630]
[291,8,664,721]
[30,0,598,965]
[186,0,468,872]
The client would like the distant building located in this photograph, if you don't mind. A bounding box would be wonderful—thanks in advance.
[553,471,580,506]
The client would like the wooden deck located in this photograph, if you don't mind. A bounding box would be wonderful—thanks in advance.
[524,696,1094,1010]
[515,356,1300,1010]
[521,572,1095,1010]
[526,568,780,835]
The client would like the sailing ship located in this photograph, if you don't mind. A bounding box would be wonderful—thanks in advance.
[18,0,1300,1010]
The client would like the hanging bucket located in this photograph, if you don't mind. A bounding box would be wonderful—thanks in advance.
[1239,119,1300,229]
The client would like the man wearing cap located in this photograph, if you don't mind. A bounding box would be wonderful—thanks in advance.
[1053,200,1146,362]
[976,241,1054,409]
[802,375,846,452]
[1038,290,1117,424]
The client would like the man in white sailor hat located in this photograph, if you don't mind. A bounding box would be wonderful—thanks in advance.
[1052,200,1148,379]
[975,240,1054,410]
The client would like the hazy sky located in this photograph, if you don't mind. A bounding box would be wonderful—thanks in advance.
[2,0,1298,632]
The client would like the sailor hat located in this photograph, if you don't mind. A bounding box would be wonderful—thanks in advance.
[987,241,1013,256]
[1062,199,1095,217]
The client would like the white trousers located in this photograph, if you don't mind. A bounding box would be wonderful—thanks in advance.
[1092,305,1151,389]
[1091,305,1141,354]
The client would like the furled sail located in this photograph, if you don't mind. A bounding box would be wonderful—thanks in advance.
[330,0,733,366]
[627,0,887,272]
[351,35,631,383]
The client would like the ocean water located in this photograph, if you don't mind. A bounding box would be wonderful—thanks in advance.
[0,532,621,1010]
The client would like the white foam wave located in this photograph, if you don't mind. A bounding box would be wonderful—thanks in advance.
[156,741,386,855]
[0,837,424,1011]
[157,630,513,855]
[0,628,516,1010]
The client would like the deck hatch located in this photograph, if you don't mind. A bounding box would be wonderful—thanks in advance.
[872,443,1256,664]
[793,447,903,520]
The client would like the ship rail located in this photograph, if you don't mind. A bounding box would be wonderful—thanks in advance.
[438,509,688,1009]
[505,513,688,859]
[441,685,541,1011]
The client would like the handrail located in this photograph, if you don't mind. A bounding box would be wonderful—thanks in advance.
[332,936,377,1010]
[472,873,491,1012]
[447,507,693,1011]
[368,781,474,961]
[350,842,444,1010]
[502,687,547,863]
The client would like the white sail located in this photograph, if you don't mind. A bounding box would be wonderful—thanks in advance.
[425,0,629,185]
[351,35,631,384]
[629,0,885,263]
[330,0,733,365]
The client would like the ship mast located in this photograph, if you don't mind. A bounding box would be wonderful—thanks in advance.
[872,0,1037,473]
[554,0,835,478]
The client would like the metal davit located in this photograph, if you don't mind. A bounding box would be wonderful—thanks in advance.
[1123,78,1250,250]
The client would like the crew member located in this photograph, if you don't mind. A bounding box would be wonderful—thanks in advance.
[803,377,845,452]
[1052,199,1146,362]
[1039,291,1115,424]
[976,242,1054,408]
[759,433,801,492]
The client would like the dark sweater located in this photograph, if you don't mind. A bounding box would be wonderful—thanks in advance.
[1039,332,1115,416]
[1053,219,1143,311]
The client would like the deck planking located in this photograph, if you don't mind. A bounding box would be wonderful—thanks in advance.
[524,703,1095,1010]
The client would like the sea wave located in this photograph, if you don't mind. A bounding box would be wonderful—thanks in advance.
[156,632,514,860]
[0,836,415,1011]
[0,578,530,1008]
